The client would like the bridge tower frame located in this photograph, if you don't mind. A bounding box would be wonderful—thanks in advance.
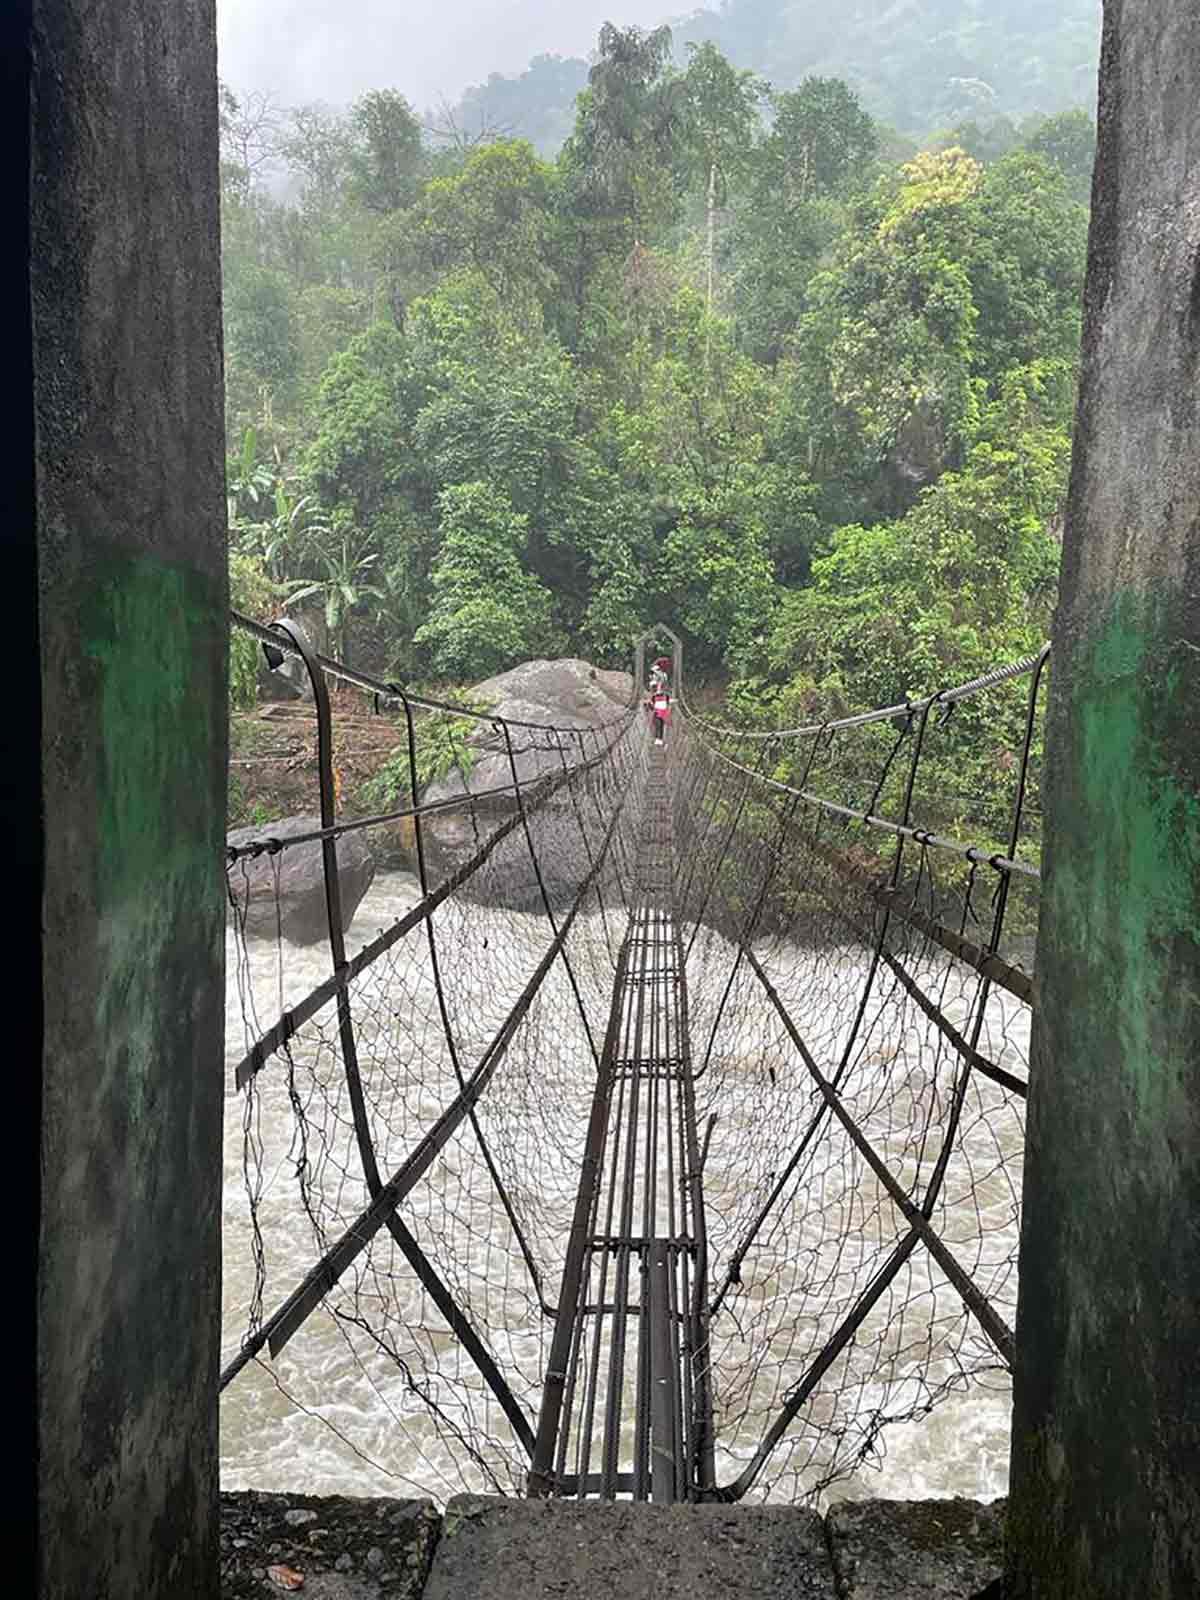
[633,625,683,699]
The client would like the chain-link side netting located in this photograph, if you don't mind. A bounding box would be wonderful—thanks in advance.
[222,619,645,1499]
[672,649,1046,1503]
[223,615,1046,1507]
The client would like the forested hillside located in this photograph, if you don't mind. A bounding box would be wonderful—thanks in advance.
[223,21,1091,725]
[448,0,1101,152]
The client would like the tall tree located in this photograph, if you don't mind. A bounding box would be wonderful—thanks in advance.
[1023,106,1097,202]
[219,84,280,197]
[681,42,765,319]
[223,266,300,427]
[734,77,879,362]
[564,24,685,247]
[962,149,1088,388]
[348,89,426,214]
[765,78,879,203]
[789,148,984,523]
[416,140,559,312]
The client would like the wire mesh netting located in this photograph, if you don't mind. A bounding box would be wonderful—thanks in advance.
[222,616,1045,1507]
[223,620,645,1496]
[673,651,1045,1501]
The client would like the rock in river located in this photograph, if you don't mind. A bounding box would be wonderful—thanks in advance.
[227,814,375,945]
[419,658,633,910]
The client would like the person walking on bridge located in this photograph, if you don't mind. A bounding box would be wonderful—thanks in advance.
[649,682,671,746]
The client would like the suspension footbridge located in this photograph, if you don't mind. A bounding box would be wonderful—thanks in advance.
[223,616,1044,1507]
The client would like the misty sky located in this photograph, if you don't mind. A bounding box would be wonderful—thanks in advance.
[216,0,675,111]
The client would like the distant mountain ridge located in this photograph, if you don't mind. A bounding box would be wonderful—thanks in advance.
[446,0,1102,152]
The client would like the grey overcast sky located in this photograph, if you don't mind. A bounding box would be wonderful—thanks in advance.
[216,0,674,111]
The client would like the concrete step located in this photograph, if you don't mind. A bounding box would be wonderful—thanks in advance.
[220,1489,1006,1599]
[424,1497,833,1600]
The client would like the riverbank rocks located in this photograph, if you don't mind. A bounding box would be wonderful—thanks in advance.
[227,814,375,944]
[420,658,633,910]
[221,1491,439,1599]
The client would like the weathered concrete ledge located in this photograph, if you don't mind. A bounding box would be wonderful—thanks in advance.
[221,1493,441,1599]
[220,1491,1004,1598]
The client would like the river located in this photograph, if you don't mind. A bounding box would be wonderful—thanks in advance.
[220,869,1022,1508]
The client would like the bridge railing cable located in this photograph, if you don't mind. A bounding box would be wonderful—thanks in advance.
[676,645,1050,740]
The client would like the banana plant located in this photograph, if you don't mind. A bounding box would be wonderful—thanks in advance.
[285,521,382,667]
[266,485,330,580]
[233,475,333,583]
[225,425,275,524]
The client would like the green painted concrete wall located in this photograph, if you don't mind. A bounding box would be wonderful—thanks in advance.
[1008,3,1200,1594]
[31,2,228,1595]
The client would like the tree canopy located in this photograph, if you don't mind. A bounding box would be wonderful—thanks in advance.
[220,24,1089,721]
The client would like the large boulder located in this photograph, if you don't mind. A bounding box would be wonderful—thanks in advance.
[250,605,329,703]
[419,658,633,909]
[226,814,376,945]
[255,650,305,702]
[477,657,632,715]
[429,657,632,790]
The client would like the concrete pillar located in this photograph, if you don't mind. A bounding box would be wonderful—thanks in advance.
[1008,4,1200,1595]
[21,1,228,1594]
[9,0,42,1582]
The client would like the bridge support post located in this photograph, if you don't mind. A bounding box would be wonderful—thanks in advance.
[1008,6,1200,1596]
[634,626,684,701]
[12,1,228,1595]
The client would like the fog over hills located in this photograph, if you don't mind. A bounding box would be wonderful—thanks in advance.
[215,0,668,112]
[218,0,1101,141]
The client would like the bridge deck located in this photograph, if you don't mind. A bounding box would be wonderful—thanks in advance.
[530,746,712,1500]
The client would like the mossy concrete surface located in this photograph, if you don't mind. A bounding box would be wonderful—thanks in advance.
[828,1498,1004,1599]
[31,0,228,1595]
[1008,1,1200,1595]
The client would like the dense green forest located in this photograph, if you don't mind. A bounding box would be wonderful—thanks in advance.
[222,19,1093,725]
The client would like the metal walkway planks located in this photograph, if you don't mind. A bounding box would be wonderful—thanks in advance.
[529,746,713,1500]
